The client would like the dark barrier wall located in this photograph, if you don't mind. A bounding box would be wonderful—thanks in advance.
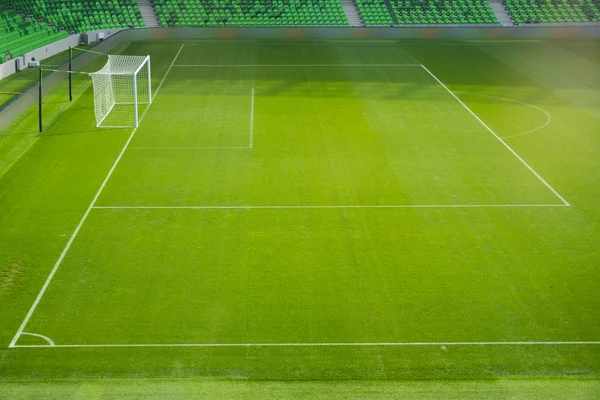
[1,25,599,131]
[120,26,600,40]
[0,37,130,132]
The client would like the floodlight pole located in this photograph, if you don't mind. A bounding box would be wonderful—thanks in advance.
[38,68,43,133]
[68,46,73,102]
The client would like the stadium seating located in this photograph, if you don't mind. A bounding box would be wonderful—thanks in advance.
[153,0,348,26]
[3,0,144,32]
[354,0,395,25]
[504,0,600,24]
[1,7,68,59]
[389,0,499,24]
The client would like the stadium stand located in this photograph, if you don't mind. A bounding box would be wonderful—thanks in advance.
[153,0,348,26]
[354,0,395,25]
[504,0,600,24]
[389,0,499,24]
[2,0,144,33]
[1,6,67,60]
[2,0,599,66]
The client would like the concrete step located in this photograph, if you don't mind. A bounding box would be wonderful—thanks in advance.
[339,0,364,27]
[487,0,515,26]
[135,0,161,27]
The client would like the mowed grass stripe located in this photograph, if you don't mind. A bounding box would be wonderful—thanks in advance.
[19,203,598,346]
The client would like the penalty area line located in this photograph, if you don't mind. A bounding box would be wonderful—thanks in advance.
[250,76,255,148]
[172,64,423,67]
[7,43,186,349]
[91,204,570,210]
[10,341,600,349]
[419,64,570,207]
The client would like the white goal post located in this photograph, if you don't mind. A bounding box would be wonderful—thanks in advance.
[89,55,151,128]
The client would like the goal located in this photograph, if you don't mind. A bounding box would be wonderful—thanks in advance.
[89,55,151,128]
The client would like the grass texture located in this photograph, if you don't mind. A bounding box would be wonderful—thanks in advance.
[0,38,599,397]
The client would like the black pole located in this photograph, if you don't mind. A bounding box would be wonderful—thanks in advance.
[69,46,73,102]
[38,68,43,133]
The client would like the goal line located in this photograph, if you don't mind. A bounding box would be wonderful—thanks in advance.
[11,340,600,349]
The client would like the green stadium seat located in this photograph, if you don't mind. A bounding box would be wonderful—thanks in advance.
[504,0,600,24]
[152,0,349,27]
[356,0,394,26]
[3,0,145,32]
[0,7,68,60]
[388,0,499,25]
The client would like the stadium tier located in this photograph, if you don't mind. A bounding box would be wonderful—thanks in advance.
[504,0,600,24]
[354,0,395,25]
[389,0,499,24]
[2,0,144,33]
[1,7,67,60]
[2,0,600,66]
[153,0,348,26]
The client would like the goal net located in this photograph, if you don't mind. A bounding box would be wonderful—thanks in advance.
[89,55,151,128]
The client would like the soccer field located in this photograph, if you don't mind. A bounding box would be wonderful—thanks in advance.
[1,39,599,396]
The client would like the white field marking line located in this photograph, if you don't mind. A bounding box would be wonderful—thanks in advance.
[128,79,255,151]
[127,146,250,150]
[173,64,423,67]
[97,126,136,130]
[92,204,569,210]
[455,92,552,139]
[250,76,255,148]
[419,65,570,207]
[10,341,600,349]
[7,44,186,350]
[20,332,55,346]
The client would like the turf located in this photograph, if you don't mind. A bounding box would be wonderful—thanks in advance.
[1,379,599,399]
[0,38,599,397]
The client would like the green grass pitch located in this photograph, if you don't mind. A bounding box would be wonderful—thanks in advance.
[0,38,599,398]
